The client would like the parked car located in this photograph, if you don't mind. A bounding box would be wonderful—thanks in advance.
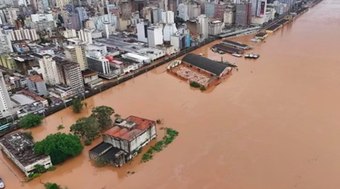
[0,178,5,189]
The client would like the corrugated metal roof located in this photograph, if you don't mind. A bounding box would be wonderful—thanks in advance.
[182,53,232,76]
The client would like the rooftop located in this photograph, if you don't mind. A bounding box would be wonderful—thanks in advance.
[182,53,233,76]
[0,132,50,166]
[28,75,44,82]
[104,116,155,141]
[222,40,250,48]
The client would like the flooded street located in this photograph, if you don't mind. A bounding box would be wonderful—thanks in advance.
[2,0,340,188]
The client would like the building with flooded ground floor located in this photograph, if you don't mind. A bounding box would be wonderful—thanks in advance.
[89,116,157,167]
[182,53,234,78]
[0,132,53,177]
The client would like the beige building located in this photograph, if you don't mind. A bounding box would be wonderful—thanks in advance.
[65,45,88,71]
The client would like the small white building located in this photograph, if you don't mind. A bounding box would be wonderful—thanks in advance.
[0,132,53,177]
[122,53,151,64]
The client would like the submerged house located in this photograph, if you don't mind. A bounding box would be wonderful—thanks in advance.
[89,116,157,167]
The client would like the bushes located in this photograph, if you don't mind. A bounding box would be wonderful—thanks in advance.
[189,81,206,91]
[19,113,43,129]
[141,128,179,162]
[189,81,201,88]
[44,182,61,189]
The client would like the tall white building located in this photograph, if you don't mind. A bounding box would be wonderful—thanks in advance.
[147,25,163,47]
[0,71,12,117]
[224,5,235,25]
[188,3,201,20]
[197,14,209,40]
[37,54,60,85]
[137,21,149,43]
[4,29,39,41]
[178,3,189,21]
[78,29,93,44]
[251,0,267,25]
[0,29,13,54]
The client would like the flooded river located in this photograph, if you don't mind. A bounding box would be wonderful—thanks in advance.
[2,0,340,188]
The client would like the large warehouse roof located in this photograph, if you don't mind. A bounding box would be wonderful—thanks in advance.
[182,53,234,76]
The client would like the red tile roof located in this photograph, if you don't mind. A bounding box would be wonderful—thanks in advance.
[104,116,155,141]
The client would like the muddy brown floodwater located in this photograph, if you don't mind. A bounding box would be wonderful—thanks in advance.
[2,1,340,188]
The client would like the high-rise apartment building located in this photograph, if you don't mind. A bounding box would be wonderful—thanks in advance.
[36,54,60,86]
[54,57,85,95]
[197,14,209,40]
[65,45,88,71]
[0,71,12,118]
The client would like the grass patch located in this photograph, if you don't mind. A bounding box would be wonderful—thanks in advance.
[141,128,179,163]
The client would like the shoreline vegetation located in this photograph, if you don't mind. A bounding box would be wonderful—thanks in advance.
[141,128,179,163]
[189,81,207,91]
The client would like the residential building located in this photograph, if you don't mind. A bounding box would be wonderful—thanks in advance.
[26,75,48,96]
[36,54,60,86]
[54,57,85,96]
[136,21,149,43]
[205,2,215,18]
[235,3,251,26]
[224,5,235,25]
[89,116,157,167]
[178,3,189,21]
[65,45,88,71]
[251,0,268,24]
[197,14,209,40]
[0,71,12,117]
[188,2,201,20]
[0,29,13,54]
[147,25,163,47]
[0,132,53,177]
[208,20,224,35]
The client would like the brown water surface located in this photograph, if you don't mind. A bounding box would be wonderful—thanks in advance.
[1,0,340,188]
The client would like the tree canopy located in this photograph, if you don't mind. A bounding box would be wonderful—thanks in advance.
[44,182,61,189]
[72,97,84,113]
[70,116,100,145]
[91,106,114,130]
[19,113,43,129]
[34,133,83,165]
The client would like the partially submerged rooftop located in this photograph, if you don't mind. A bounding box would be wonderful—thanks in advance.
[104,116,156,141]
[0,132,49,166]
[182,53,234,76]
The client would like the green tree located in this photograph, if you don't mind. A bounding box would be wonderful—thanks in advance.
[70,116,100,145]
[72,97,84,113]
[44,182,61,189]
[19,113,43,129]
[91,106,114,130]
[34,133,83,165]
[34,164,47,174]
